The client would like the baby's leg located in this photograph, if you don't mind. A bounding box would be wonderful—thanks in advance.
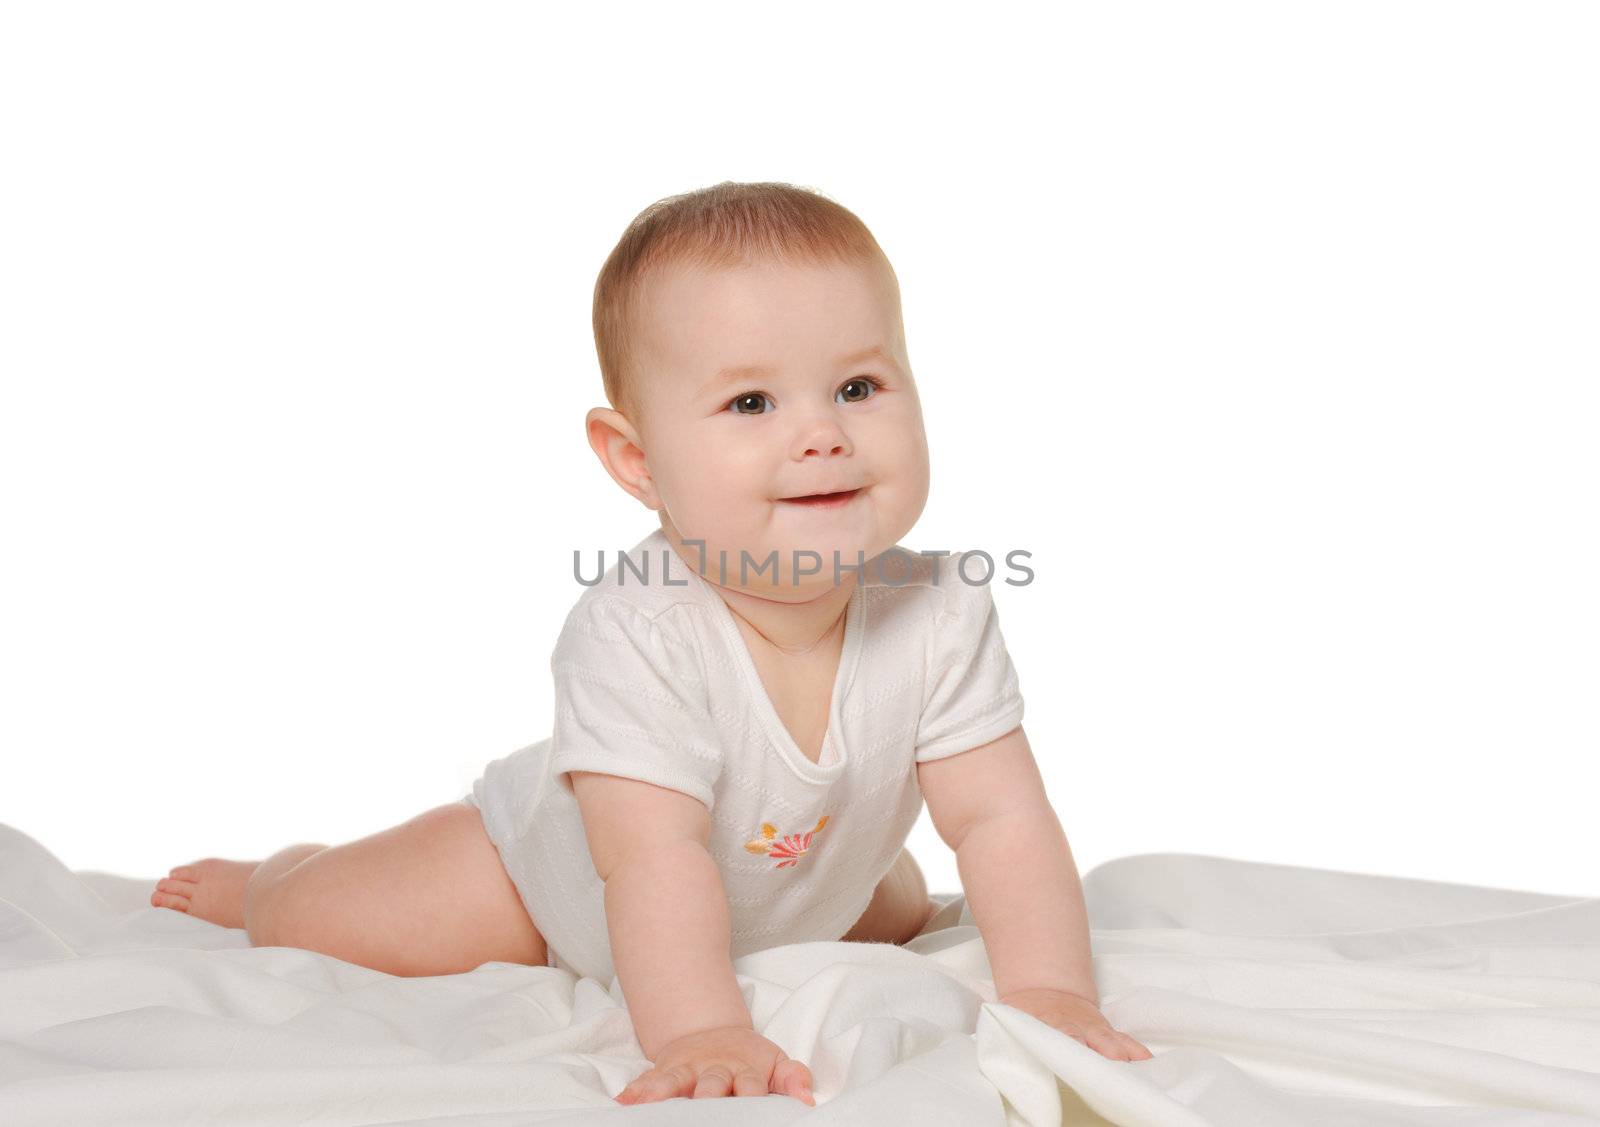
[154,844,392,929]
[841,847,939,945]
[153,854,274,929]
[159,803,548,976]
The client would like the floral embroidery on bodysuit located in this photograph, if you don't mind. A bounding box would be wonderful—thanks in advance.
[744,815,829,869]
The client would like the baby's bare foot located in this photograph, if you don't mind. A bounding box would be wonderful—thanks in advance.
[150,858,261,930]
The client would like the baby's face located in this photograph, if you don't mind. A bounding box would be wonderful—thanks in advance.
[630,254,930,595]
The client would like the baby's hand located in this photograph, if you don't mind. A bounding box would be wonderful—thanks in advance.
[998,988,1154,1062]
[616,1025,816,1105]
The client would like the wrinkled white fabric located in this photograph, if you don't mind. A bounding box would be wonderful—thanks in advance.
[5,827,1600,1124]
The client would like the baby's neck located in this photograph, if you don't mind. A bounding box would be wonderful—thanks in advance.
[717,578,853,657]
[660,532,856,655]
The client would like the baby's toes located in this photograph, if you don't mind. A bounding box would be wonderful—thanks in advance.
[151,877,195,911]
[168,864,200,880]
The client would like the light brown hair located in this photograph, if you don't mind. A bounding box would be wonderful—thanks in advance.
[592,181,894,423]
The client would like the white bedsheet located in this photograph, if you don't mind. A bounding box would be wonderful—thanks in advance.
[2,822,1598,1125]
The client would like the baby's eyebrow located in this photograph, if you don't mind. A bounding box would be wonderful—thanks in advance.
[696,345,896,399]
[697,363,775,399]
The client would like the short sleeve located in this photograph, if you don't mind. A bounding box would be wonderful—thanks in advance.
[914,577,1026,763]
[547,596,724,809]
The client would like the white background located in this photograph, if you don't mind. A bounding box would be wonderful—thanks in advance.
[2,2,1595,899]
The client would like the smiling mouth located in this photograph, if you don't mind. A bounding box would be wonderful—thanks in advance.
[778,488,863,508]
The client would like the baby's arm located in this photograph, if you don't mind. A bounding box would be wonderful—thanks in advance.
[917,724,1098,1001]
[569,770,750,1056]
[918,723,1152,1060]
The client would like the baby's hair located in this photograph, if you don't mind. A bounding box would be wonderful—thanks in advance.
[592,180,894,424]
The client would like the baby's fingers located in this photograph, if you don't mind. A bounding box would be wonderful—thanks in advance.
[1117,1032,1155,1060]
[772,1056,816,1105]
[731,1068,766,1097]
[616,1064,690,1103]
[1081,1024,1154,1062]
[692,1065,735,1099]
[1083,1025,1127,1059]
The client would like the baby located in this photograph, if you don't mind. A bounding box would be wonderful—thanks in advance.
[151,181,1153,1104]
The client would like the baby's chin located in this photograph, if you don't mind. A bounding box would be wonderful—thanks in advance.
[668,493,914,565]
[684,531,877,590]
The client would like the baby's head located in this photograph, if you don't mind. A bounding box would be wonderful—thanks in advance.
[587,181,930,599]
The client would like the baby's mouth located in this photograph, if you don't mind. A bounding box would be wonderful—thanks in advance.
[777,488,863,509]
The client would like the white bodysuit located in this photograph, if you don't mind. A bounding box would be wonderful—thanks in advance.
[463,526,1025,982]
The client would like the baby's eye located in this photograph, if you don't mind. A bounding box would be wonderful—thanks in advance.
[726,376,883,416]
[729,392,771,415]
[837,375,884,405]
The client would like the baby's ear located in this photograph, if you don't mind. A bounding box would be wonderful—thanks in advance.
[586,407,657,508]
